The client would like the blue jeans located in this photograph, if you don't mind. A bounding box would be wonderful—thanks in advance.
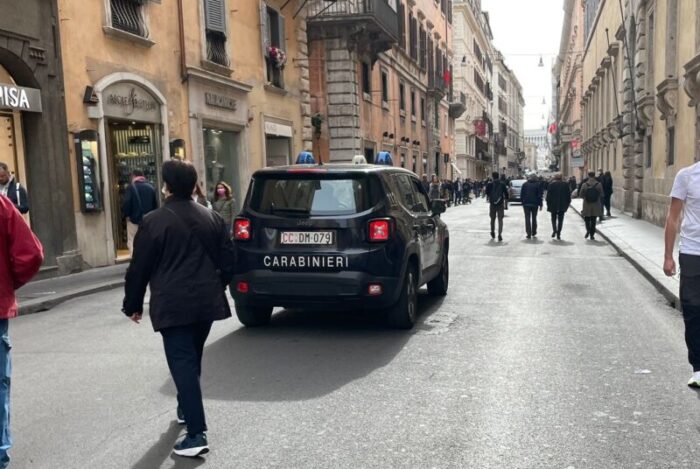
[0,320,11,468]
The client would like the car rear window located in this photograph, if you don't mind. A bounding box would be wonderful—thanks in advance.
[248,174,376,216]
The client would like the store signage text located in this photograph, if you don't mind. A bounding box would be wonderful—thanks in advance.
[107,87,157,116]
[205,92,237,111]
[0,83,42,113]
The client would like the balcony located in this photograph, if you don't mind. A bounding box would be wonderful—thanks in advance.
[307,0,399,55]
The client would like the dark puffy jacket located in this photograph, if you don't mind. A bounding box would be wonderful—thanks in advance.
[546,180,572,213]
[520,180,543,207]
[122,197,234,331]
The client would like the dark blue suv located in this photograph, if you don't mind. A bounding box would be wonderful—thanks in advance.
[230,164,449,329]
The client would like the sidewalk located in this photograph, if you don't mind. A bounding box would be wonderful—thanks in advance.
[571,199,680,309]
[17,264,128,315]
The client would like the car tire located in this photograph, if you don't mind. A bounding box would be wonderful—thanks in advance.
[386,265,418,329]
[235,302,273,327]
[427,251,449,297]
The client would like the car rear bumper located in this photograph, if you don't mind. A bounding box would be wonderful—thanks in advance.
[230,270,402,310]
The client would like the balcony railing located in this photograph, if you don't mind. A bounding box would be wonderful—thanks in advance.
[206,32,230,67]
[111,0,149,38]
[307,0,399,42]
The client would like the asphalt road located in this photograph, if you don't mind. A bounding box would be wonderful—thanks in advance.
[10,199,700,468]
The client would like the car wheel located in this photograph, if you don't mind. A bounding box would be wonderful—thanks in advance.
[427,251,449,297]
[235,302,273,327]
[386,265,418,329]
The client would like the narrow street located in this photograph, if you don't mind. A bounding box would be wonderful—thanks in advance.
[11,200,699,468]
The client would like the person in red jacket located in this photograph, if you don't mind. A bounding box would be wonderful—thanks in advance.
[0,195,43,468]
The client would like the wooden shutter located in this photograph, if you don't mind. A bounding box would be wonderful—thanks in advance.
[397,2,405,49]
[419,27,426,69]
[277,12,286,50]
[260,1,270,56]
[204,0,226,35]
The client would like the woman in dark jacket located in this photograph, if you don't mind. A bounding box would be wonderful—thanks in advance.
[546,173,572,240]
[122,159,234,457]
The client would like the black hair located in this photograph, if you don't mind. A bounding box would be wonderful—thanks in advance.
[162,159,198,198]
[491,171,499,179]
[131,168,144,177]
[588,171,596,178]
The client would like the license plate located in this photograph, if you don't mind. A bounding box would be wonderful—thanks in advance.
[280,231,334,245]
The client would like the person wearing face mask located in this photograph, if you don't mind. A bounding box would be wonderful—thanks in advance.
[211,182,235,236]
[192,183,212,209]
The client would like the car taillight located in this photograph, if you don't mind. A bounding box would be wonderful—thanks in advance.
[368,219,391,242]
[236,281,249,294]
[234,218,251,241]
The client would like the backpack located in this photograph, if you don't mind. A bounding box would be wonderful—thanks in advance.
[584,182,600,203]
[490,182,504,206]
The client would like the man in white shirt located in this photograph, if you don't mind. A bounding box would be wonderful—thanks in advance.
[664,160,700,387]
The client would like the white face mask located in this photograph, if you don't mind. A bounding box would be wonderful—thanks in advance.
[161,185,169,197]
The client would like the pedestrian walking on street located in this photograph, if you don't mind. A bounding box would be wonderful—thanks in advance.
[0,195,43,468]
[122,160,235,458]
[121,169,158,255]
[0,163,29,215]
[580,171,604,240]
[454,178,463,206]
[546,173,572,240]
[663,160,700,388]
[568,176,577,195]
[421,174,430,194]
[429,174,441,201]
[464,179,473,204]
[212,181,235,236]
[520,174,543,239]
[602,171,614,217]
[486,172,509,242]
[193,183,212,209]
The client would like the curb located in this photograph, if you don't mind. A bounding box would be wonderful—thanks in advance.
[18,279,126,316]
[571,205,681,310]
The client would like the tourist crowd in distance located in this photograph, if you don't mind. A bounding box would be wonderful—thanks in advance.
[418,169,615,243]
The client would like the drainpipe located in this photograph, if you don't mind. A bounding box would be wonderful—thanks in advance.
[177,0,187,82]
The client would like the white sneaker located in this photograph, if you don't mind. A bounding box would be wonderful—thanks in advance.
[687,372,700,388]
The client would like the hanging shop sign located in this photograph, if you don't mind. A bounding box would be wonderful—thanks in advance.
[103,82,161,123]
[0,83,42,113]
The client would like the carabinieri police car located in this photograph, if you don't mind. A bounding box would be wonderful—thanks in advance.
[230,156,449,329]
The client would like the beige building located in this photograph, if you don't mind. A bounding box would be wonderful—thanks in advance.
[59,0,309,267]
[453,0,494,180]
[524,141,538,172]
[492,51,525,178]
[553,0,585,180]
[307,0,459,178]
[579,0,699,226]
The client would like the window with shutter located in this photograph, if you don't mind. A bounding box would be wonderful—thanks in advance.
[398,2,406,50]
[204,0,229,67]
[110,0,149,37]
[408,14,417,60]
[412,18,419,62]
[264,5,286,88]
[204,0,226,34]
[419,27,426,70]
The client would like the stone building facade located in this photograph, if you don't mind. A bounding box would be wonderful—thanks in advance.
[0,0,81,275]
[453,0,494,180]
[491,52,525,178]
[553,0,585,180]
[578,0,699,227]
[307,0,460,178]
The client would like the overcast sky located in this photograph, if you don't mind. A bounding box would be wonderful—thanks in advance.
[480,0,565,130]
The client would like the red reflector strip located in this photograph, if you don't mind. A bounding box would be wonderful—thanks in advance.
[236,282,249,294]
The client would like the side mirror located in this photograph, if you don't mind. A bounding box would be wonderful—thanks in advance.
[431,199,446,216]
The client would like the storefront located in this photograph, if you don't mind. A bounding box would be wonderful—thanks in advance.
[187,70,251,207]
[82,73,170,263]
[0,66,38,223]
[0,37,80,274]
[264,120,293,167]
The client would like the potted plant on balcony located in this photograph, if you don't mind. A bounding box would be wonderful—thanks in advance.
[267,46,287,69]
